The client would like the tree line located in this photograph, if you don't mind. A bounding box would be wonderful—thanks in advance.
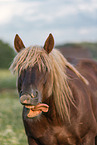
[0,40,15,69]
[0,39,97,69]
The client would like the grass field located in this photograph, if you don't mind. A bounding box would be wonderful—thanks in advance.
[0,69,27,145]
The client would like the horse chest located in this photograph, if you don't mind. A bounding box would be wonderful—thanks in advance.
[24,119,77,145]
[37,126,77,145]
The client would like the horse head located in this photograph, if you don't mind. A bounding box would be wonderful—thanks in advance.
[14,34,54,118]
[10,33,88,121]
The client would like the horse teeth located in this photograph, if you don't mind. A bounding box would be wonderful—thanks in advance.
[25,105,35,109]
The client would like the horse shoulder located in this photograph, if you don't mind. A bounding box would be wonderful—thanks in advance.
[66,59,97,139]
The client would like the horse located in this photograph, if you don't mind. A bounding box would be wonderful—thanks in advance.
[10,33,97,145]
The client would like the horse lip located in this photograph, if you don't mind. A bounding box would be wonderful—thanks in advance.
[24,103,49,112]
[25,105,35,109]
[34,103,49,109]
[33,103,49,112]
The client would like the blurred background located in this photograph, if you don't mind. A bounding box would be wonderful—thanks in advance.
[0,0,97,144]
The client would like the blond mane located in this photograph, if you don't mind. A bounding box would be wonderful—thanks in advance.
[10,46,88,121]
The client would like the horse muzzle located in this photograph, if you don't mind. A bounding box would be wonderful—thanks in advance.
[20,94,49,118]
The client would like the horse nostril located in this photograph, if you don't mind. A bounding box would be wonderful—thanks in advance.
[31,93,35,98]
[35,90,38,97]
[31,90,38,98]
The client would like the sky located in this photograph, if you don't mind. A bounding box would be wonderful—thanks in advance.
[0,0,97,47]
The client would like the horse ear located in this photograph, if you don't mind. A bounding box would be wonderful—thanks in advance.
[44,33,54,54]
[14,34,25,52]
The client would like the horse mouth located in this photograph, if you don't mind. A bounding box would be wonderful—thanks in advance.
[25,103,49,118]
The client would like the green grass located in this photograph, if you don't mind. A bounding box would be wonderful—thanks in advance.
[0,69,16,90]
[0,69,28,145]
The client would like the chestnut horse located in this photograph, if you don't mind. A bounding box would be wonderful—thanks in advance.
[10,34,97,145]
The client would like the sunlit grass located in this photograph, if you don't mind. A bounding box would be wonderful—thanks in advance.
[0,90,27,145]
[0,69,17,90]
[0,69,27,144]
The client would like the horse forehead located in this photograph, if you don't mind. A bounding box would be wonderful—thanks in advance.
[21,67,44,82]
[25,69,37,81]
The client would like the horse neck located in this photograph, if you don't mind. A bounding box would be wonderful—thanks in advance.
[44,95,62,125]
